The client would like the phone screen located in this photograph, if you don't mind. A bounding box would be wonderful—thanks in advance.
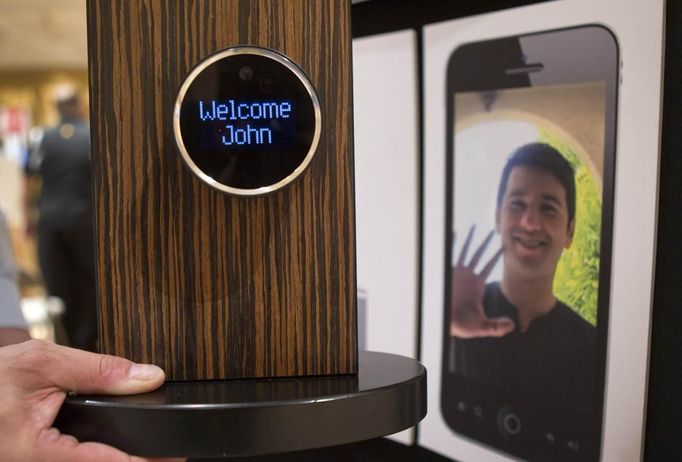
[442,27,617,462]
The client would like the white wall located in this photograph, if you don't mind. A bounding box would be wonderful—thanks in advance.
[353,29,420,446]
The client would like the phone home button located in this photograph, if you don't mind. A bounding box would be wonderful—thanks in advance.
[497,406,522,437]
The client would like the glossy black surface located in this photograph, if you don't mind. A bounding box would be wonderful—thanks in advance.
[55,351,427,458]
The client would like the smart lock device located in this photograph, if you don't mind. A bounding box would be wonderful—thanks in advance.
[174,46,322,195]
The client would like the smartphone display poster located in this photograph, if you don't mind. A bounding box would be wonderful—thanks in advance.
[441,27,616,462]
[420,1,664,461]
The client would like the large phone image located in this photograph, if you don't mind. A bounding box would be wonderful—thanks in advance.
[441,26,618,462]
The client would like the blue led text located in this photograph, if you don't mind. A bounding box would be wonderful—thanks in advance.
[222,124,272,146]
[199,99,292,147]
[199,100,291,122]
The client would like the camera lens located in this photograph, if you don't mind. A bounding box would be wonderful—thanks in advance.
[239,66,254,81]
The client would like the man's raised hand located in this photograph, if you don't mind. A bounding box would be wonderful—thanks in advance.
[449,226,515,339]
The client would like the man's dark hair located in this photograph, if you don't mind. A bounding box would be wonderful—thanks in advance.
[496,142,576,225]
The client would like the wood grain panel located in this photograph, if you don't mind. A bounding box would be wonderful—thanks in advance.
[87,0,357,380]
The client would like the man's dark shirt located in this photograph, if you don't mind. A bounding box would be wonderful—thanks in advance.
[32,117,92,226]
[454,282,596,441]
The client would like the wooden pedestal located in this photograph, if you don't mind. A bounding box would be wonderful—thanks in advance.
[87,0,356,380]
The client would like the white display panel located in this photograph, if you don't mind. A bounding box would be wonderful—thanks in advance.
[352,29,420,445]
[419,1,664,461]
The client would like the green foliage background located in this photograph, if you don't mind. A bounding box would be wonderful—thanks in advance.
[539,130,601,326]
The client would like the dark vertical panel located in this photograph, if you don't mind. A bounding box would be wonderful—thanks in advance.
[644,0,682,460]
[351,0,552,38]
[87,0,357,380]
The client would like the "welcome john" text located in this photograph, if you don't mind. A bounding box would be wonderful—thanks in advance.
[198,99,292,146]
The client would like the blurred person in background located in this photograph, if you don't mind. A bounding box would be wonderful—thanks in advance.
[25,84,97,351]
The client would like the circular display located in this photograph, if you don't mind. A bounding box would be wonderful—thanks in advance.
[174,46,321,196]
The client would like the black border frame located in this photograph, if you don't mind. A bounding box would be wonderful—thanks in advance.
[644,0,682,460]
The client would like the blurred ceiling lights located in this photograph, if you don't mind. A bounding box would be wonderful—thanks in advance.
[0,0,87,70]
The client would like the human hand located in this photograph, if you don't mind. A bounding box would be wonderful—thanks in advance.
[449,226,515,339]
[0,339,184,462]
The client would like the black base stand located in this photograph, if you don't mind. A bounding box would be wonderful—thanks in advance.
[55,351,426,458]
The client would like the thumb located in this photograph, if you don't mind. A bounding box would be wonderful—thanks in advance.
[480,316,515,338]
[30,341,165,395]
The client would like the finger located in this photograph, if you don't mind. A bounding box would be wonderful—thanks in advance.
[480,317,515,337]
[45,438,185,462]
[37,430,138,462]
[26,340,164,395]
[467,229,495,270]
[33,418,185,462]
[456,225,476,266]
[479,246,503,280]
